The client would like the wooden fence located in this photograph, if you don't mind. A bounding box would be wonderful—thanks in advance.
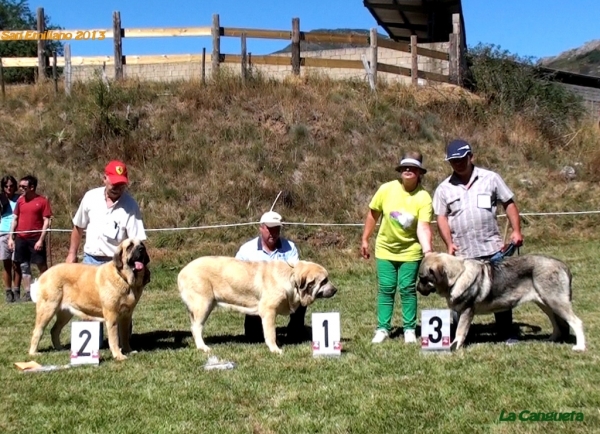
[0,8,466,96]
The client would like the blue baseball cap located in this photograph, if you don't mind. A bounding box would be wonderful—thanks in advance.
[445,139,472,161]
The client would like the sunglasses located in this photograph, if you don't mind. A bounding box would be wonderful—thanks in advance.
[3,184,15,189]
[18,184,29,189]
[400,166,420,172]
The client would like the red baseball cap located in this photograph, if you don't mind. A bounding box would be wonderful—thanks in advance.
[105,160,129,184]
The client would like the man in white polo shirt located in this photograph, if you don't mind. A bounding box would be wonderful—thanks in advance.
[66,160,146,343]
[236,211,304,342]
[66,160,146,265]
[433,139,523,344]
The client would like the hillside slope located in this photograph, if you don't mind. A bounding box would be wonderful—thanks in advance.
[540,39,600,77]
[0,76,598,265]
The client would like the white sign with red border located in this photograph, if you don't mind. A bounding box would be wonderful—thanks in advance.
[311,312,342,357]
[70,321,101,365]
[421,309,451,352]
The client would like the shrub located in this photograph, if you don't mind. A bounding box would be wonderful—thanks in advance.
[465,43,586,141]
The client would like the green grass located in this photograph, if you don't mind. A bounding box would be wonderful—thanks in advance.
[1,240,599,433]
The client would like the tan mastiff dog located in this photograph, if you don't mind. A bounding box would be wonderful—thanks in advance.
[28,238,151,361]
[177,257,338,354]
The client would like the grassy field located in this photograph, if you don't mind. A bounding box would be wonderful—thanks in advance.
[0,240,598,434]
[0,68,599,433]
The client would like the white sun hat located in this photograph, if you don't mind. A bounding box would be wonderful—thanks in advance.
[260,211,283,227]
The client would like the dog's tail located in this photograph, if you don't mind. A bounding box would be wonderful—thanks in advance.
[29,278,39,304]
[567,267,573,302]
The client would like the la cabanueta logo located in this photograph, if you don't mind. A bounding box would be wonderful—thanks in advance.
[499,409,584,422]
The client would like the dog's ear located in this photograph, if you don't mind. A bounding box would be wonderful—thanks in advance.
[292,266,316,306]
[431,264,446,285]
[141,243,150,265]
[113,244,124,270]
[142,267,151,286]
[444,257,465,287]
[297,275,307,293]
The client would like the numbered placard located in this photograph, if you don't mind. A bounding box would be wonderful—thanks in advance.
[421,309,452,352]
[311,312,342,357]
[70,321,101,365]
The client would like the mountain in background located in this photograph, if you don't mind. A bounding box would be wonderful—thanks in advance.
[272,28,390,54]
[539,39,600,77]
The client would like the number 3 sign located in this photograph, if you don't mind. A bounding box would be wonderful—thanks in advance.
[311,312,342,357]
[420,309,451,353]
[70,322,101,365]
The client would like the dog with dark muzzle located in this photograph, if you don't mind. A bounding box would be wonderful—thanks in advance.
[29,238,150,361]
[178,257,338,354]
[417,252,585,352]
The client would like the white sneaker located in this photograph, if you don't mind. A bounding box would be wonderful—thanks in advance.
[371,329,389,343]
[404,329,417,343]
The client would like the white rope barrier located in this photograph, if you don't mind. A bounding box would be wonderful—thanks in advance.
[6,209,600,235]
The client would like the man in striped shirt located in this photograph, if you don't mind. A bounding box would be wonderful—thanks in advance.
[433,139,523,343]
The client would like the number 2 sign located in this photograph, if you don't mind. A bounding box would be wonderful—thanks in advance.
[420,309,451,353]
[311,312,342,357]
[70,322,101,365]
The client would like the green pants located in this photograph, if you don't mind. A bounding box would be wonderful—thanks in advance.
[375,258,421,332]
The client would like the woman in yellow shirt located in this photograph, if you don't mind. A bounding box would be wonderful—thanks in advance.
[360,151,433,344]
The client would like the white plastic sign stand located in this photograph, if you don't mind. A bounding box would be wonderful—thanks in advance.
[420,309,452,353]
[311,312,342,357]
[70,321,101,365]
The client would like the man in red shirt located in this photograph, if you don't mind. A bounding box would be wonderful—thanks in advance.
[8,175,52,302]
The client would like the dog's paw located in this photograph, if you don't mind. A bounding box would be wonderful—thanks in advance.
[270,347,283,355]
[28,351,41,357]
[114,353,128,361]
[198,345,211,353]
[572,345,586,352]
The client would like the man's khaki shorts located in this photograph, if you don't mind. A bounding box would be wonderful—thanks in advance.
[0,234,13,261]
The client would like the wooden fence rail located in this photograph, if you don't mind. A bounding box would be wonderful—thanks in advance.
[0,8,465,91]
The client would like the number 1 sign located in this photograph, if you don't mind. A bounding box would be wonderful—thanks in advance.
[420,309,451,353]
[311,312,342,357]
[70,322,101,365]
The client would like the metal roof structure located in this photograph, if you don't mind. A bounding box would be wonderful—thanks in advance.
[363,0,465,45]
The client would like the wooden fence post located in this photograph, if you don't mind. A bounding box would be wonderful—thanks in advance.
[369,28,377,86]
[211,14,220,77]
[0,59,5,101]
[52,51,58,94]
[64,44,72,96]
[411,35,418,86]
[241,33,247,81]
[113,11,123,80]
[201,47,206,84]
[291,18,300,75]
[36,7,46,83]
[449,13,465,86]
[449,33,458,85]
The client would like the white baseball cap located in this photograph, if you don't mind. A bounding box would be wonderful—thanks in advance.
[260,211,283,227]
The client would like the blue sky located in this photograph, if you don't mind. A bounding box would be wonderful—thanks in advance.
[36,0,599,61]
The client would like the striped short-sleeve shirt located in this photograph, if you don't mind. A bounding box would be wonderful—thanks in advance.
[432,166,514,258]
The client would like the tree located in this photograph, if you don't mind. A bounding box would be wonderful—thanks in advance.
[0,0,64,83]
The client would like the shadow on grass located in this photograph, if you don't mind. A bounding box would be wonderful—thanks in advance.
[455,321,577,346]
[389,321,577,347]
[130,325,354,353]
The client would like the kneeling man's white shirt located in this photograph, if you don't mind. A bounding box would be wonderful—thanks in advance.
[73,187,146,256]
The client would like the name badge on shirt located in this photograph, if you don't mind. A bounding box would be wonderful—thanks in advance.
[477,194,492,209]
[103,220,120,240]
